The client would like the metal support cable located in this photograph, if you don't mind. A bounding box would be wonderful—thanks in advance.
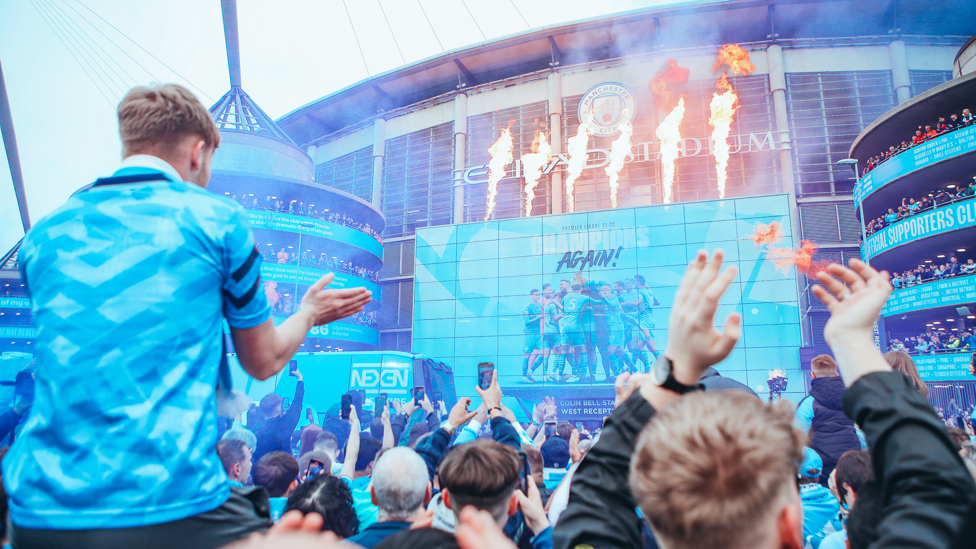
[36,0,122,99]
[74,0,214,102]
[0,58,32,231]
[509,0,530,29]
[42,0,132,95]
[341,0,371,77]
[376,0,406,65]
[30,0,117,108]
[459,0,487,41]
[62,0,148,84]
[416,0,444,52]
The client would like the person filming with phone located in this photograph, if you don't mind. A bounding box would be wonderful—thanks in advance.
[252,365,306,465]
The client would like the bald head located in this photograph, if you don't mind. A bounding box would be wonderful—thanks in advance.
[370,447,431,521]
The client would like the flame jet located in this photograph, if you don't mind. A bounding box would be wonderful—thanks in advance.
[650,60,689,204]
[709,75,737,199]
[564,124,590,213]
[655,97,685,204]
[485,128,514,220]
[521,131,551,216]
[709,45,755,199]
[605,116,633,208]
[747,221,830,277]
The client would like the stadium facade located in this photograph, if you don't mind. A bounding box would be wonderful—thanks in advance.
[273,0,973,378]
[3,1,975,398]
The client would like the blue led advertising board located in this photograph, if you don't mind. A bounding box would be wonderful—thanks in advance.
[413,194,805,404]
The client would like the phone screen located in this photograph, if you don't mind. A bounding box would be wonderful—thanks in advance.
[575,422,583,432]
[375,393,388,413]
[433,392,442,404]
[477,362,494,390]
[544,420,557,438]
[519,452,530,495]
[305,460,325,479]
[288,360,298,375]
[413,387,425,405]
[340,394,352,420]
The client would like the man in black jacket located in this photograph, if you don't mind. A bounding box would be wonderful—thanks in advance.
[553,251,976,549]
[794,355,862,486]
[252,370,305,464]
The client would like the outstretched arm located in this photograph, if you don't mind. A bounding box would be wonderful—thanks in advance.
[813,260,976,548]
[233,273,372,380]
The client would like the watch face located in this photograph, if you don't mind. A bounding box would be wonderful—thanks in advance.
[652,357,670,385]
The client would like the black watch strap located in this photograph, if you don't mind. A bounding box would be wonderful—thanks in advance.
[652,356,704,395]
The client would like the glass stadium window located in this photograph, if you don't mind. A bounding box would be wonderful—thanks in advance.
[381,122,454,238]
[909,70,953,97]
[315,146,374,202]
[786,71,895,198]
[464,101,551,222]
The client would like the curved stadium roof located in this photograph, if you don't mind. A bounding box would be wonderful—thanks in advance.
[277,0,975,147]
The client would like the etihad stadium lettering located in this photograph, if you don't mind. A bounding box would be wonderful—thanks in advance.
[462,130,791,184]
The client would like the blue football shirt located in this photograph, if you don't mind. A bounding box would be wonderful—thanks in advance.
[5,166,271,529]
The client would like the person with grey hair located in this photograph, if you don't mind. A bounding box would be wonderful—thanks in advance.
[221,428,257,452]
[345,447,431,548]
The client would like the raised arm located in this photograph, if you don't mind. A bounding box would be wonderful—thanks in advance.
[813,259,976,548]
[232,273,372,380]
[339,406,360,480]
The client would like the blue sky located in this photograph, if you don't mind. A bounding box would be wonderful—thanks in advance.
[0,0,692,255]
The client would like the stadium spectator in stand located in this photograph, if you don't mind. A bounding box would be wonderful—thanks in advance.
[253,451,301,522]
[4,83,372,549]
[283,474,359,538]
[552,252,976,549]
[794,355,862,486]
[252,369,305,464]
[345,447,431,548]
[216,439,253,487]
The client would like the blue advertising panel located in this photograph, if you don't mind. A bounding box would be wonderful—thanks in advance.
[413,194,804,410]
[882,275,976,316]
[862,200,976,260]
[245,210,383,259]
[854,125,976,208]
[273,316,379,346]
[0,297,31,309]
[261,263,381,299]
[913,353,973,381]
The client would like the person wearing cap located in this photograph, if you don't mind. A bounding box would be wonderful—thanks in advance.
[540,437,571,490]
[798,447,840,542]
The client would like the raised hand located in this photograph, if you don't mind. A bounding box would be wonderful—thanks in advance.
[448,397,478,431]
[300,273,373,326]
[666,249,741,385]
[812,259,893,386]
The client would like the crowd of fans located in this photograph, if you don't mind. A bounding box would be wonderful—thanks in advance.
[862,108,976,176]
[865,180,976,237]
[7,84,976,549]
[888,255,975,288]
[228,193,383,243]
[261,248,379,283]
[888,329,976,356]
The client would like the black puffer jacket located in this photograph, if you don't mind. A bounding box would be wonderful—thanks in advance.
[809,376,861,485]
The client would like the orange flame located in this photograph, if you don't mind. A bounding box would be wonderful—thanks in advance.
[485,128,514,220]
[766,241,831,277]
[711,44,756,76]
[709,75,737,199]
[655,97,685,204]
[650,59,690,109]
[521,131,551,216]
[604,114,633,209]
[747,221,785,246]
[750,221,829,277]
[769,369,785,379]
[565,124,590,213]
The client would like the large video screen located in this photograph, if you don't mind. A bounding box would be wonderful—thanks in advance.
[413,194,804,407]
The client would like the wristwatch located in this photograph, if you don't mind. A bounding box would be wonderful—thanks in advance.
[650,355,704,395]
